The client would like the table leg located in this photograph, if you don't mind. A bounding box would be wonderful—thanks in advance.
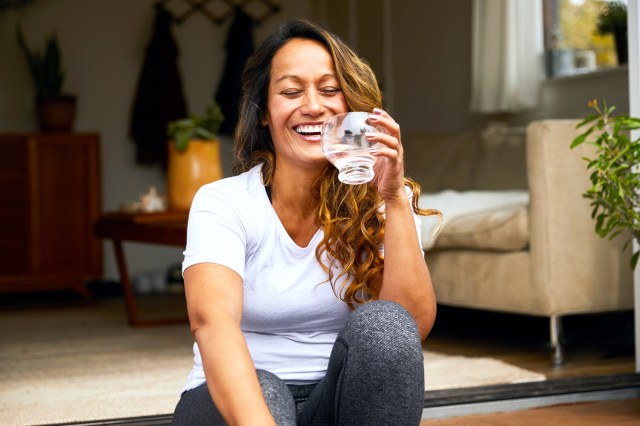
[111,239,189,327]
[112,239,142,326]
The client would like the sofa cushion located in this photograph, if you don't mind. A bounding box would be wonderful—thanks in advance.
[419,190,529,251]
[435,205,528,250]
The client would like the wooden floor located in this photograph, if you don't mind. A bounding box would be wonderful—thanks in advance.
[420,397,640,425]
[425,305,636,381]
[421,306,638,423]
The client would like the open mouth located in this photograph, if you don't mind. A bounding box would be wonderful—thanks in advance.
[294,124,322,137]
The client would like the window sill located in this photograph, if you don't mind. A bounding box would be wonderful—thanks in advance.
[544,64,628,85]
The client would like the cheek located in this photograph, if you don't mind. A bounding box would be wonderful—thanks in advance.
[332,94,349,113]
[266,97,295,126]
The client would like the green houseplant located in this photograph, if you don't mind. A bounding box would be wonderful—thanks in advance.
[165,103,225,211]
[167,103,224,151]
[16,25,77,132]
[571,99,640,268]
[596,0,628,64]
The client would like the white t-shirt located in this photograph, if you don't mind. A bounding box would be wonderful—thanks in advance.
[182,164,422,390]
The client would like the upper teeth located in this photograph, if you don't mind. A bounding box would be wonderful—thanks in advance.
[295,125,322,134]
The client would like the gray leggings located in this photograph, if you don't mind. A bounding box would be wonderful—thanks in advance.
[172,300,425,425]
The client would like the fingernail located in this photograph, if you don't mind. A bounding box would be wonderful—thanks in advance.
[365,132,376,139]
[368,114,380,121]
[372,108,383,114]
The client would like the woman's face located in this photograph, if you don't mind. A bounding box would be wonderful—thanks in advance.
[264,38,348,172]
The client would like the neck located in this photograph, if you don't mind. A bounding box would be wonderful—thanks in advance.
[271,166,319,214]
[270,164,324,247]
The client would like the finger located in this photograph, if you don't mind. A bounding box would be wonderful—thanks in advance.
[365,131,401,151]
[370,145,401,160]
[368,111,401,139]
[371,107,392,119]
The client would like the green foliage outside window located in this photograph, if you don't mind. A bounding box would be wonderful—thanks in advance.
[551,0,618,68]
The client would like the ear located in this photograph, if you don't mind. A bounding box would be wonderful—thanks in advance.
[261,112,269,127]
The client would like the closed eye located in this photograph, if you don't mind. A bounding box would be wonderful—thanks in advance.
[320,87,341,96]
[280,90,302,98]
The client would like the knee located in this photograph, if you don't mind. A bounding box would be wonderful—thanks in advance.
[341,300,422,360]
[255,370,296,425]
[256,369,291,402]
[351,300,419,339]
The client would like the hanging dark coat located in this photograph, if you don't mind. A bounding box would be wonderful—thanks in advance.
[215,8,254,135]
[130,5,188,169]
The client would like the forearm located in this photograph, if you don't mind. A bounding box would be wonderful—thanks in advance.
[378,196,437,340]
[194,311,276,425]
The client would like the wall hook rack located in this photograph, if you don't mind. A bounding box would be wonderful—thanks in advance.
[156,0,281,26]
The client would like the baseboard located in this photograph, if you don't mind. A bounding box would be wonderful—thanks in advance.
[423,372,640,407]
[422,385,640,420]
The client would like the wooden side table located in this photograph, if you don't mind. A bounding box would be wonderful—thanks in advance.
[94,211,189,327]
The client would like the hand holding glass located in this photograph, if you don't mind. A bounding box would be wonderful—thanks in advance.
[321,112,384,185]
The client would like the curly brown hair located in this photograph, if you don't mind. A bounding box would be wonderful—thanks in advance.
[234,18,437,307]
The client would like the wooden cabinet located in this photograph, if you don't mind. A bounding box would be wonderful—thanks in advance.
[0,133,102,296]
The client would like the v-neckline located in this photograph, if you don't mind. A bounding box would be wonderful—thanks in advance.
[263,184,322,251]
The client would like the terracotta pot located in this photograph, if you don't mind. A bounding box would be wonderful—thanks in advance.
[36,95,77,132]
[166,139,223,211]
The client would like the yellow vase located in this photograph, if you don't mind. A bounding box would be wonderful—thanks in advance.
[166,139,223,211]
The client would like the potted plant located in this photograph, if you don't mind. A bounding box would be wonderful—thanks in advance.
[596,0,628,64]
[165,103,225,211]
[571,99,640,269]
[16,25,77,132]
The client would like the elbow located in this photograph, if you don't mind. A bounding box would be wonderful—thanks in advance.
[416,303,437,342]
[188,307,218,341]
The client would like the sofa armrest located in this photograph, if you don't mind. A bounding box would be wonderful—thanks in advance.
[526,120,633,314]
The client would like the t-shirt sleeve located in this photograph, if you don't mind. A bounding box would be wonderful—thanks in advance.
[182,184,248,279]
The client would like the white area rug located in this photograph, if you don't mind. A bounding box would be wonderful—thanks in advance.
[423,350,545,391]
[0,301,545,425]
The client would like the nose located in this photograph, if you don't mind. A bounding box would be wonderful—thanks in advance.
[300,90,323,116]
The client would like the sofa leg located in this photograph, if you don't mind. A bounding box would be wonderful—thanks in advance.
[550,315,564,365]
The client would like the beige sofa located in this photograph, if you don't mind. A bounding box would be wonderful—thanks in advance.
[405,119,633,364]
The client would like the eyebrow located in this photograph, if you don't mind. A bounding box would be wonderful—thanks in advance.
[274,73,337,84]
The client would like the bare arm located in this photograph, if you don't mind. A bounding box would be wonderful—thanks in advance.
[184,263,276,425]
[377,196,437,340]
[368,108,437,340]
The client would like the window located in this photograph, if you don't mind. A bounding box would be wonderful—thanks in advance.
[543,0,627,78]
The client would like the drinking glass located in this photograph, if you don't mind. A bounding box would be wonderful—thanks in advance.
[321,112,384,185]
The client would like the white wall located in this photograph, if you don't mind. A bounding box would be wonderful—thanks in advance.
[510,66,630,126]
[390,1,476,134]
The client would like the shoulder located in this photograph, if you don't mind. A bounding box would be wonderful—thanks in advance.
[192,165,264,208]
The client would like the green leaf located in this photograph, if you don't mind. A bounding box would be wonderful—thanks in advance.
[176,133,189,151]
[16,26,65,96]
[167,102,225,150]
[576,114,598,129]
[631,251,639,270]
[621,118,640,130]
[571,127,594,148]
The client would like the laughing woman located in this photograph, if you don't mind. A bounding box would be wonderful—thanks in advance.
[173,18,438,426]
